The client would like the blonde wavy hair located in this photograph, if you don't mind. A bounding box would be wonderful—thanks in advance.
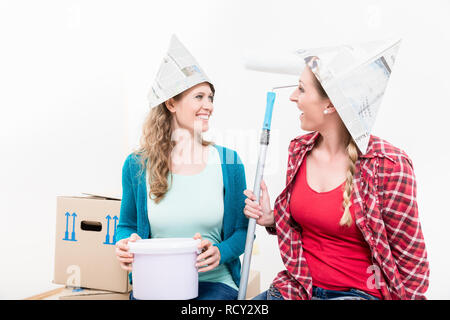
[340,138,358,227]
[306,57,358,227]
[133,83,215,204]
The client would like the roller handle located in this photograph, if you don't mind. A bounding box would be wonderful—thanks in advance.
[238,91,276,300]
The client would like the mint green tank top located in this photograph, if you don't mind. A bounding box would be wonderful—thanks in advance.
[146,145,238,291]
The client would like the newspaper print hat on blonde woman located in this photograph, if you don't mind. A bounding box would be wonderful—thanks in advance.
[147,34,212,109]
[295,38,402,154]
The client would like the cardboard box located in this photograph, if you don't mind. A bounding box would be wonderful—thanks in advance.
[246,270,261,300]
[53,195,130,293]
[59,287,130,300]
[25,286,131,300]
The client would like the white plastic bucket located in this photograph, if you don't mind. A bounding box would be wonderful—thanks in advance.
[128,238,201,300]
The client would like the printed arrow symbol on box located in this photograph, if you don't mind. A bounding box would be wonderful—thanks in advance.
[63,212,70,240]
[104,215,111,245]
[112,216,119,244]
[71,212,77,241]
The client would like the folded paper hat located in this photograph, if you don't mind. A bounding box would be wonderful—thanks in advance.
[295,38,402,154]
[147,34,212,108]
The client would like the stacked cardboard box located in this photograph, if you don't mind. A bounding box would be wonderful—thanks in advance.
[25,286,130,300]
[53,193,131,299]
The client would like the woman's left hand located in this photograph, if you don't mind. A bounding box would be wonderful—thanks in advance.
[193,233,221,272]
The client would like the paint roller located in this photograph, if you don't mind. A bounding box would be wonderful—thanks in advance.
[242,49,304,76]
[237,51,304,300]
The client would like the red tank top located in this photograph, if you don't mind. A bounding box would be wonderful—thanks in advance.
[290,155,383,299]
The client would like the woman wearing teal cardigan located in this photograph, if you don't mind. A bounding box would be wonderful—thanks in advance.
[114,35,248,300]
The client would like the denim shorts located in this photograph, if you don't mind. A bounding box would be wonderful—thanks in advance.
[311,286,380,300]
[252,284,285,300]
[129,281,238,300]
[252,285,380,300]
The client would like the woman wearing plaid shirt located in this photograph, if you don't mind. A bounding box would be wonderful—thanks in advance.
[244,58,430,300]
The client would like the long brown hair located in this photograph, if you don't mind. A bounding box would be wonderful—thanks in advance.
[133,83,215,204]
[306,59,358,226]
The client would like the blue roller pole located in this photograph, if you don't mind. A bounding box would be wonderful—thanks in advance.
[238,91,276,300]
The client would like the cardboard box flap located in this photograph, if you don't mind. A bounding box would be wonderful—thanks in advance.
[81,192,121,201]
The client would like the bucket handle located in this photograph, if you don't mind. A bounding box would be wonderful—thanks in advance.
[194,238,202,254]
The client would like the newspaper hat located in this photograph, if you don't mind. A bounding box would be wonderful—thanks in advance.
[147,34,212,108]
[295,38,401,154]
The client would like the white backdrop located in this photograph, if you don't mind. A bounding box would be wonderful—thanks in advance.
[1,0,449,299]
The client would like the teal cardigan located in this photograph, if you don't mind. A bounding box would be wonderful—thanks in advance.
[116,144,250,288]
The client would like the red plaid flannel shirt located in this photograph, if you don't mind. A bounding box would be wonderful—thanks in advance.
[267,131,429,300]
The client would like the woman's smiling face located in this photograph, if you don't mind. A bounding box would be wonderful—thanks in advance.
[166,82,214,134]
[289,66,333,132]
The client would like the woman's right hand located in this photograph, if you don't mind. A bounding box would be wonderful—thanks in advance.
[115,233,141,271]
[243,180,275,227]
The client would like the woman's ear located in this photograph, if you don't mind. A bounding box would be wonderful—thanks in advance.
[165,98,177,113]
[324,102,337,115]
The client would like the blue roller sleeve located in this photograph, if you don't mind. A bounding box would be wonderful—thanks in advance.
[262,92,276,130]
